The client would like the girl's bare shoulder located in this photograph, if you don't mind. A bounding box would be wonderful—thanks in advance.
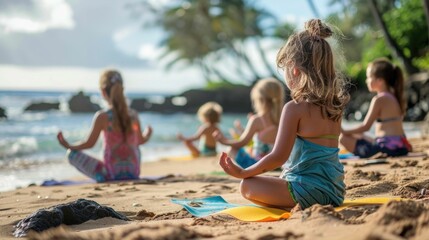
[284,100,308,114]
[92,110,109,128]
[94,110,108,119]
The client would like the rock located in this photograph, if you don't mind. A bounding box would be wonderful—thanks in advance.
[24,102,60,112]
[13,198,129,237]
[130,86,253,114]
[0,106,6,119]
[130,98,150,112]
[180,86,252,113]
[68,91,101,113]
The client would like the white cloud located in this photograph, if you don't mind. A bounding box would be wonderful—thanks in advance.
[113,26,134,42]
[138,43,163,61]
[0,0,74,33]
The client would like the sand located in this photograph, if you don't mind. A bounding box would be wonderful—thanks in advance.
[1,137,429,240]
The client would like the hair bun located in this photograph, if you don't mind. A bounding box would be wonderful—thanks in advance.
[304,19,332,39]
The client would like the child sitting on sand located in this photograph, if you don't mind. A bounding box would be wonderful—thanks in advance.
[57,69,152,182]
[219,19,350,210]
[177,102,222,157]
[214,78,284,168]
[340,58,412,158]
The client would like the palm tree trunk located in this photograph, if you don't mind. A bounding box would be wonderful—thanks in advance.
[369,0,419,74]
[198,59,212,83]
[254,37,281,79]
[226,41,262,81]
[423,0,429,40]
[202,59,236,83]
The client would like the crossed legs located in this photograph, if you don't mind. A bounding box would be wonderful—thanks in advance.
[240,175,296,209]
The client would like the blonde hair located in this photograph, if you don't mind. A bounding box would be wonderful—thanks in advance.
[99,69,132,135]
[369,58,406,114]
[276,19,349,121]
[251,78,285,125]
[197,102,223,124]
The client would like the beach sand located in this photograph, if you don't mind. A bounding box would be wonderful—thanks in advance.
[1,137,429,240]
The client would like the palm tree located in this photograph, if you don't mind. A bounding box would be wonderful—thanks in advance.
[369,0,419,74]
[139,0,280,84]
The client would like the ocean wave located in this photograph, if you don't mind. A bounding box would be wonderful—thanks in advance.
[0,137,38,158]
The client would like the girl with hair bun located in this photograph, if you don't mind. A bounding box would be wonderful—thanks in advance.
[219,19,349,210]
[57,69,152,182]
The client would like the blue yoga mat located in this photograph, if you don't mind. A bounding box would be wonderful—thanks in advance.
[339,153,359,159]
[41,179,94,186]
[171,195,239,217]
[172,195,402,222]
[41,175,173,187]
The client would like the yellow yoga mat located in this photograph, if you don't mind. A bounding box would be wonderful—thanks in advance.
[335,197,402,211]
[219,205,291,222]
[218,197,402,222]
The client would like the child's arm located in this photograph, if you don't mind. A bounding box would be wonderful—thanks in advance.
[177,125,206,142]
[57,111,105,150]
[140,126,152,144]
[132,112,152,145]
[136,122,152,145]
[215,116,258,148]
[342,96,381,135]
[220,102,300,178]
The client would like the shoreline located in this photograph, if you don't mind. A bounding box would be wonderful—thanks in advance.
[0,137,429,239]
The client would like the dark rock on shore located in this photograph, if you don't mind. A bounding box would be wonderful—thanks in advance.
[68,91,101,113]
[24,102,60,112]
[131,86,253,114]
[180,86,252,113]
[130,96,183,113]
[13,198,129,237]
[0,106,6,119]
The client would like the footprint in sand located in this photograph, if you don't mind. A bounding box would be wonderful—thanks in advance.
[200,184,236,194]
[347,181,398,198]
[165,189,198,198]
[350,169,384,181]
[340,205,380,224]
[393,179,429,199]
[390,160,418,168]
[151,209,193,221]
[345,183,370,190]
[191,215,245,226]
[86,193,102,198]
[132,209,156,220]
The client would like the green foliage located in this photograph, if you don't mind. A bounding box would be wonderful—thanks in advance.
[346,63,366,88]
[273,22,296,40]
[204,80,246,90]
[332,0,428,87]
[414,53,429,70]
[383,0,428,59]
[361,35,391,63]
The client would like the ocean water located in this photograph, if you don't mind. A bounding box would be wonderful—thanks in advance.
[0,90,424,192]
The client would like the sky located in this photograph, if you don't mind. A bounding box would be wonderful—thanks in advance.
[0,0,333,94]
